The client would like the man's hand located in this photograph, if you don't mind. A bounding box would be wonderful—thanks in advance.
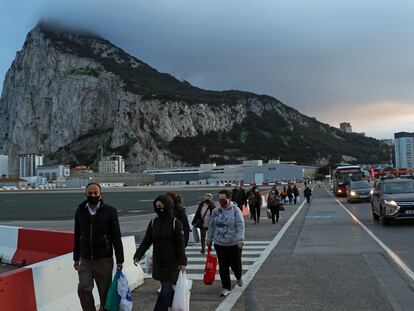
[133,257,140,266]
[179,265,187,272]
[117,263,123,270]
[238,241,244,250]
[73,261,80,271]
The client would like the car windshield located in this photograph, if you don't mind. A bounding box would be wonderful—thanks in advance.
[351,181,370,189]
[383,181,414,194]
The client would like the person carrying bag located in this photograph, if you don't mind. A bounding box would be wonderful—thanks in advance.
[192,193,215,254]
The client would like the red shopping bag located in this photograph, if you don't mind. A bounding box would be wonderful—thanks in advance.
[242,205,250,217]
[203,247,217,285]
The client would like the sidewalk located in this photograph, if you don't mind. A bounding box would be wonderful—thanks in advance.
[131,198,301,310]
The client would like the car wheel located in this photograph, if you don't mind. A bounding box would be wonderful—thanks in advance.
[379,206,390,225]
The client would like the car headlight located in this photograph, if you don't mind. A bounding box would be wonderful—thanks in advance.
[370,189,373,195]
[350,191,357,196]
[384,200,398,206]
[338,189,342,193]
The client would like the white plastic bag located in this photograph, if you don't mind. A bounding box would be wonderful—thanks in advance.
[117,271,133,311]
[172,271,190,311]
[191,226,200,243]
[145,251,153,274]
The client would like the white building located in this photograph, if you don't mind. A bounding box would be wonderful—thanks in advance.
[18,154,43,177]
[37,164,70,181]
[395,132,414,169]
[339,122,352,133]
[0,154,8,177]
[98,155,125,174]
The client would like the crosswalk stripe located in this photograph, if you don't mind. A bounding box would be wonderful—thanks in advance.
[186,250,262,255]
[186,274,237,281]
[186,245,267,250]
[187,264,251,270]
[183,257,256,262]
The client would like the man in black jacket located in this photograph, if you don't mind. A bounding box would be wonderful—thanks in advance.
[73,183,124,311]
[231,184,247,211]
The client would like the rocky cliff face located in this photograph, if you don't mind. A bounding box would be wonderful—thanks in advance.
[0,24,388,173]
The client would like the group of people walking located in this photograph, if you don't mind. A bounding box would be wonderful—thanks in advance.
[73,182,313,311]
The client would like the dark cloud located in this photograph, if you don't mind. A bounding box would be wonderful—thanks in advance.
[1,0,414,138]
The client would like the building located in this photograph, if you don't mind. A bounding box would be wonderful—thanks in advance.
[243,163,305,184]
[18,154,43,177]
[98,155,125,174]
[0,154,8,178]
[339,122,352,133]
[394,132,414,169]
[37,164,70,181]
[70,166,94,174]
[0,178,28,189]
[21,176,48,188]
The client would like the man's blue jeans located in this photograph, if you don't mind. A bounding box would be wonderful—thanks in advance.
[154,281,174,311]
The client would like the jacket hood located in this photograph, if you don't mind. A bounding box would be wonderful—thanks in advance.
[153,194,174,217]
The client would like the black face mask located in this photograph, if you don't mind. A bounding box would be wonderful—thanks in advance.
[154,207,166,217]
[87,196,100,205]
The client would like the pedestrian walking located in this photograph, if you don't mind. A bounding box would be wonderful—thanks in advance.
[287,185,293,204]
[248,186,262,224]
[304,185,312,204]
[192,193,215,254]
[246,185,254,220]
[167,192,190,247]
[281,186,288,204]
[133,194,187,311]
[73,183,124,311]
[267,190,282,223]
[231,184,247,211]
[293,184,300,204]
[206,189,245,297]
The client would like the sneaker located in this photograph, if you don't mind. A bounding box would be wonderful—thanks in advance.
[219,289,231,297]
[236,278,243,287]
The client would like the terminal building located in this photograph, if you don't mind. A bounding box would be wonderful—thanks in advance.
[144,160,314,185]
[98,155,125,174]
[37,164,70,181]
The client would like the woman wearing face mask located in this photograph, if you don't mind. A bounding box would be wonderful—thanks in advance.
[267,190,281,223]
[192,193,215,253]
[206,189,245,297]
[248,186,262,224]
[133,195,187,311]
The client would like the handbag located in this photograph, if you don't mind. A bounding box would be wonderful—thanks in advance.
[203,247,217,285]
[267,209,272,219]
[242,204,250,217]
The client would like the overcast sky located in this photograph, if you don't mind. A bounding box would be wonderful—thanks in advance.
[1,0,414,139]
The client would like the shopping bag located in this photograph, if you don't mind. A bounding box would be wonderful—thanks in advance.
[117,271,133,311]
[267,209,272,219]
[105,272,120,311]
[190,226,200,243]
[242,205,250,217]
[297,196,301,203]
[145,251,153,274]
[172,271,190,311]
[203,247,217,285]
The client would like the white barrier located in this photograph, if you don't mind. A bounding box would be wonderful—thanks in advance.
[30,253,100,311]
[0,225,19,263]
[119,236,144,289]
[27,235,143,311]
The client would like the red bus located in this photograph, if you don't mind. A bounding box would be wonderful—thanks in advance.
[333,165,363,196]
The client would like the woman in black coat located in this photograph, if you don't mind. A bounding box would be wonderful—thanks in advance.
[167,192,190,247]
[134,195,187,311]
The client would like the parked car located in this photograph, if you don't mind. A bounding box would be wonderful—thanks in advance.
[371,178,414,225]
[346,180,372,203]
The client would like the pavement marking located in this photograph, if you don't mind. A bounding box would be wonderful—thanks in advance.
[186,250,264,255]
[216,191,310,311]
[128,210,145,213]
[186,245,267,250]
[325,186,414,283]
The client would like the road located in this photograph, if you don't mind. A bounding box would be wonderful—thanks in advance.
[2,185,414,310]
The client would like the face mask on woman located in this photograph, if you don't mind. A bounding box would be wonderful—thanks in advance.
[219,199,228,208]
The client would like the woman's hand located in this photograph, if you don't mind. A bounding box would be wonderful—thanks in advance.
[179,265,187,272]
[133,257,140,266]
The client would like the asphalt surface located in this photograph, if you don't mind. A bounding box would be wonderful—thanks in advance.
[0,186,227,221]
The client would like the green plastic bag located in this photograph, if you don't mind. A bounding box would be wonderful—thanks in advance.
[105,271,120,311]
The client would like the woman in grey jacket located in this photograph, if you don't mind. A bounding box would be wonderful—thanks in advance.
[206,189,245,297]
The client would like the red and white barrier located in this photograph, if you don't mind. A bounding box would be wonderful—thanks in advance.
[0,225,19,263]
[0,227,144,310]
